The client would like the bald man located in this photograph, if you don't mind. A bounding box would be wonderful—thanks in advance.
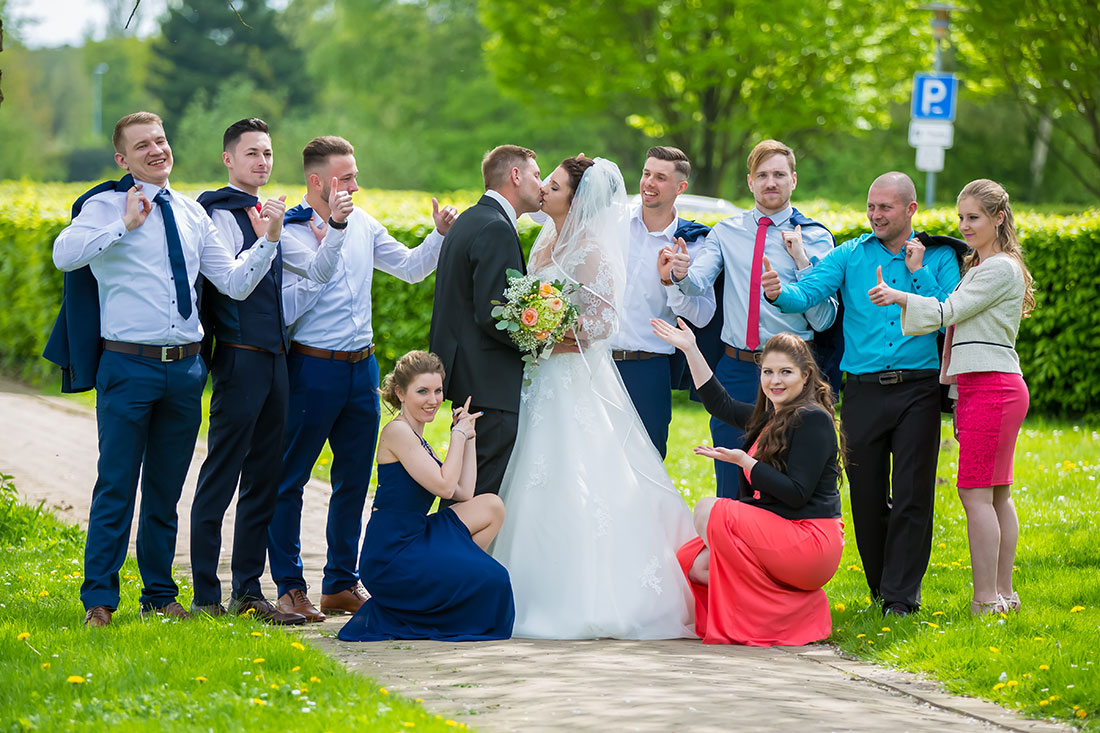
[762,172,962,617]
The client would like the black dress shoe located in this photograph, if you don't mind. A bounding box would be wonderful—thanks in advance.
[883,602,911,617]
[230,597,307,625]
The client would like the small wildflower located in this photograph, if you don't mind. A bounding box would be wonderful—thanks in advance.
[925,622,940,629]
[252,698,266,706]
[856,633,866,639]
[445,722,459,728]
[1033,636,1043,641]
[270,683,279,690]
[403,724,415,728]
[291,642,306,651]
[379,687,389,695]
[251,631,263,637]
[833,603,846,612]
[1007,680,1018,687]
[17,632,30,641]
[242,608,257,617]
[38,590,49,597]
[1039,700,1049,707]
[989,647,1000,654]
[310,676,321,683]
[291,666,301,672]
[1077,710,1088,719]
[932,611,945,617]
[1039,664,1050,671]
[1070,605,1085,613]
[881,626,891,632]
[846,565,860,571]
[253,658,265,664]
[993,683,1006,690]
[66,675,85,685]
[40,663,50,670]
[416,698,424,703]
[194,676,207,682]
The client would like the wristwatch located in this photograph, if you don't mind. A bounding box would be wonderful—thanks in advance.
[328,216,348,230]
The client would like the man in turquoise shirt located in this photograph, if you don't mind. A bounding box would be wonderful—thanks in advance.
[763,171,961,617]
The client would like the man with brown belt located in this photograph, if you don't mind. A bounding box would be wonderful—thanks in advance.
[48,111,279,627]
[268,136,457,621]
[671,140,837,497]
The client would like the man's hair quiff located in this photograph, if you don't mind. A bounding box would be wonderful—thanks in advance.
[113,111,164,154]
[223,118,269,152]
[646,146,691,180]
[482,145,536,190]
[747,139,796,175]
[302,136,354,173]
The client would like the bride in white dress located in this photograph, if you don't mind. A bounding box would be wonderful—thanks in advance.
[491,156,695,640]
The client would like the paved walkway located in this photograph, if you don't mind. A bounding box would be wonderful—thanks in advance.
[0,377,1069,732]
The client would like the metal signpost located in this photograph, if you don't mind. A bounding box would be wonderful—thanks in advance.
[913,4,959,207]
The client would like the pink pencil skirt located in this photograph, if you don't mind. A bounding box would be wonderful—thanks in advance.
[955,371,1029,489]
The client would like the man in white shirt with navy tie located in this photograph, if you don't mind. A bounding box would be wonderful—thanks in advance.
[50,112,281,627]
[269,136,458,622]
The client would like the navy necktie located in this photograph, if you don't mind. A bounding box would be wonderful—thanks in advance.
[153,189,193,319]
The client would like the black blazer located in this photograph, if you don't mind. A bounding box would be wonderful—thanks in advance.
[430,195,527,412]
[697,376,842,521]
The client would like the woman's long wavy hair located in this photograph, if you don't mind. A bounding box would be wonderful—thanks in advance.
[958,179,1035,317]
[743,333,844,474]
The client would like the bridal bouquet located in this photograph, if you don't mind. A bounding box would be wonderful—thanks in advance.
[491,269,581,372]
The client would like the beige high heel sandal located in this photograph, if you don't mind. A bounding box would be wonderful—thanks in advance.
[997,592,1021,613]
[970,599,1001,616]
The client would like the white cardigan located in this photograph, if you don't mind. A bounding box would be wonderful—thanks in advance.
[902,253,1025,378]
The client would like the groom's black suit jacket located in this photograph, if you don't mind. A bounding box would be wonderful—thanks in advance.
[430,194,527,413]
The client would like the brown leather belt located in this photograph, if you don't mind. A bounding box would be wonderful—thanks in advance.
[611,350,667,362]
[291,342,375,363]
[724,344,761,364]
[219,342,285,355]
[103,340,202,363]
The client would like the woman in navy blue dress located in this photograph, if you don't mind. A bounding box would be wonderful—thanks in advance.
[338,351,514,641]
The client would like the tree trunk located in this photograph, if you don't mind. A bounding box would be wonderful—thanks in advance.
[1029,108,1053,202]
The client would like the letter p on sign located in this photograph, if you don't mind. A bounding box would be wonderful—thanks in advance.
[911,73,958,122]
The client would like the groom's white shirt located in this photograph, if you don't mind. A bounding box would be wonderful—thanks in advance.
[483,189,520,232]
[608,205,716,354]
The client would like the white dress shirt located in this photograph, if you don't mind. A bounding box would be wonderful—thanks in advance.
[483,189,520,232]
[283,199,444,350]
[677,205,837,347]
[53,178,277,345]
[608,205,716,353]
[209,186,342,283]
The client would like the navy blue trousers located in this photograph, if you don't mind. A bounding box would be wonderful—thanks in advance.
[710,354,761,499]
[614,356,672,459]
[80,351,206,611]
[190,347,288,605]
[268,352,380,598]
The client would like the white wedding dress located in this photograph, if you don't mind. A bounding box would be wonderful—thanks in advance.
[490,159,695,640]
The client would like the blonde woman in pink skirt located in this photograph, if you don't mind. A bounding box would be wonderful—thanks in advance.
[868,178,1034,616]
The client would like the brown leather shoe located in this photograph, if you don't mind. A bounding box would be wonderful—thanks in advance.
[277,588,326,623]
[320,583,368,615]
[141,601,192,620]
[84,606,112,627]
[231,597,307,625]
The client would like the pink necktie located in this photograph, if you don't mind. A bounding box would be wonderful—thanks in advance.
[745,216,773,350]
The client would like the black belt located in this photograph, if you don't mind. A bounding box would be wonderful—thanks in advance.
[611,350,667,362]
[847,369,939,386]
[218,342,285,355]
[103,340,202,363]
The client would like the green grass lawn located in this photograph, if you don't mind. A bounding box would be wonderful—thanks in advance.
[0,475,462,732]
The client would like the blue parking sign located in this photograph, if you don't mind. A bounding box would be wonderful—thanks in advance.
[911,73,958,121]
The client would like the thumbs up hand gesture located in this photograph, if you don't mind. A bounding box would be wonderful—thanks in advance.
[432,197,459,235]
[780,224,810,268]
[761,255,782,301]
[669,237,691,281]
[259,194,287,242]
[868,265,908,307]
[328,177,354,224]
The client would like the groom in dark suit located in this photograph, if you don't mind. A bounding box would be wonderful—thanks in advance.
[430,145,544,495]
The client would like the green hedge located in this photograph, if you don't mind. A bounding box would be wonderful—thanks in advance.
[2,183,1097,418]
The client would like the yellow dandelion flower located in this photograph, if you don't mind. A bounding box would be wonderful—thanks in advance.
[932,611,945,617]
[445,722,459,728]
[17,632,30,641]
[881,626,891,632]
[993,683,1005,690]
[253,658,265,664]
[66,676,85,685]
[38,590,49,597]
[1007,680,1018,687]
[1039,664,1050,670]
[40,663,51,670]
[270,683,279,690]
[1033,637,1044,642]
[416,698,424,703]
[1023,673,1032,679]
[252,698,266,706]
[1039,700,1049,707]
[856,633,866,639]
[1077,710,1088,719]
[251,631,263,637]
[310,676,321,683]
[937,542,946,549]
[292,666,301,672]
[1070,605,1085,613]
[300,687,309,693]
[194,676,207,682]
[833,603,846,612]
[989,647,1000,654]
[242,608,257,617]
[403,724,415,728]
[379,687,389,695]
[847,565,861,571]
[864,597,872,605]
[1050,695,1060,701]
[867,640,874,645]
[925,622,940,629]
[291,642,306,651]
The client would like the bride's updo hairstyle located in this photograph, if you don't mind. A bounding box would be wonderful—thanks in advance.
[560,156,597,201]
[379,350,445,412]
[745,333,844,474]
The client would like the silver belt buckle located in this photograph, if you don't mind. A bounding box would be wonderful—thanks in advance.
[878,371,901,385]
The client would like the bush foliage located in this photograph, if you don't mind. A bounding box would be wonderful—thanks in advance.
[2,182,1097,417]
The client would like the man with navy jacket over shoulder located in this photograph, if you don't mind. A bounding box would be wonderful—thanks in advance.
[48,112,279,627]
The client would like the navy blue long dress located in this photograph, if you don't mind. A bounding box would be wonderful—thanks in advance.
[338,450,515,642]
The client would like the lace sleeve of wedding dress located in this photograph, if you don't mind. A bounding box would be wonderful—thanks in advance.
[550,158,630,349]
